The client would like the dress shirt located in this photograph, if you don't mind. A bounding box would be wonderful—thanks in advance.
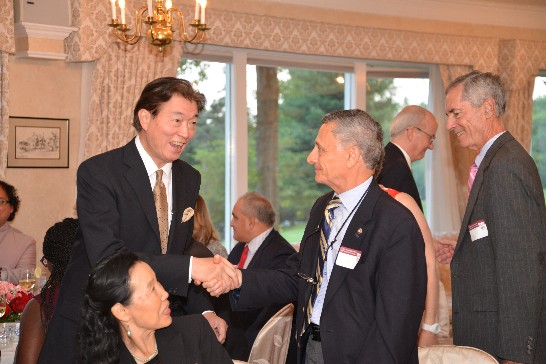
[135,136,193,283]
[310,177,373,324]
[391,142,412,170]
[475,131,506,168]
[241,227,273,269]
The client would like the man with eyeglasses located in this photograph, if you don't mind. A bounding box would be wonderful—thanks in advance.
[377,105,438,211]
[0,180,36,284]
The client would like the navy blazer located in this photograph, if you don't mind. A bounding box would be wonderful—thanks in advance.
[377,142,423,210]
[233,181,427,364]
[220,229,296,360]
[39,139,204,363]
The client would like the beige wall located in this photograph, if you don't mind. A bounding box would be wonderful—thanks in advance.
[6,57,82,264]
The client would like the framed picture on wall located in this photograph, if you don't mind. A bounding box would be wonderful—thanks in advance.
[7,117,69,168]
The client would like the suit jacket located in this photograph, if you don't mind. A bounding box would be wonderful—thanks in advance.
[377,142,423,210]
[119,315,232,364]
[232,181,427,364]
[220,229,296,360]
[451,132,546,363]
[39,139,205,363]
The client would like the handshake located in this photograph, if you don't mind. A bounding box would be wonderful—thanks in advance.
[192,255,243,297]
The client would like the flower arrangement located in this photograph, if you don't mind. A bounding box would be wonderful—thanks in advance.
[0,281,34,323]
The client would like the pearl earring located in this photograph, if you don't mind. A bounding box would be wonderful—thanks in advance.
[127,326,132,337]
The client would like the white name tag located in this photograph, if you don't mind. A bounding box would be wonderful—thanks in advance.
[468,220,489,241]
[335,246,362,269]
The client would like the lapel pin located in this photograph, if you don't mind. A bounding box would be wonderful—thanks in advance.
[355,227,363,237]
[181,207,194,222]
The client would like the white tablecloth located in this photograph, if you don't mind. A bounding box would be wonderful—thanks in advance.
[1,322,19,364]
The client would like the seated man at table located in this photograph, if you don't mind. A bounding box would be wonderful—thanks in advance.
[217,192,296,360]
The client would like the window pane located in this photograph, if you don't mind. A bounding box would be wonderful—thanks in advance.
[531,75,546,198]
[178,60,228,244]
[247,66,344,243]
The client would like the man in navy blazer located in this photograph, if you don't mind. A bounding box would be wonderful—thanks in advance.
[38,78,239,363]
[209,109,427,364]
[219,192,296,360]
[377,105,438,211]
[437,71,546,363]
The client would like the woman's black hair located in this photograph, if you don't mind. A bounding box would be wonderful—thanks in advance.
[40,218,79,331]
[78,251,140,364]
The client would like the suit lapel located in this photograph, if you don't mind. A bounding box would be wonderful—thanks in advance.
[169,160,194,253]
[323,183,378,308]
[455,132,513,252]
[247,230,274,269]
[122,140,161,243]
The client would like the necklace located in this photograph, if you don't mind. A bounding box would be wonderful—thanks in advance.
[129,341,158,363]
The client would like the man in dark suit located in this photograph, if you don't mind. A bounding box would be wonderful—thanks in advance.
[219,191,296,360]
[208,109,427,364]
[437,71,546,363]
[376,105,438,210]
[38,77,238,363]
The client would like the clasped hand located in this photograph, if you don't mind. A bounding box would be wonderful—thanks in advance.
[192,255,241,296]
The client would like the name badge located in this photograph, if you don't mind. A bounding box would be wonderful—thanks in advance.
[468,219,488,241]
[335,246,362,269]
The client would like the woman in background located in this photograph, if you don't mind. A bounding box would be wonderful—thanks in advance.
[192,195,228,258]
[78,251,231,364]
[15,217,79,363]
[0,180,36,281]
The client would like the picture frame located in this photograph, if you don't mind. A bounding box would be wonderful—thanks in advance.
[7,117,69,168]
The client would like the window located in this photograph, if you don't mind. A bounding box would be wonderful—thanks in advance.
[179,47,434,249]
[178,60,228,243]
[531,74,546,197]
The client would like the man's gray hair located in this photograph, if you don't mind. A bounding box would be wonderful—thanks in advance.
[446,71,506,117]
[390,105,434,138]
[322,109,384,171]
[239,192,275,227]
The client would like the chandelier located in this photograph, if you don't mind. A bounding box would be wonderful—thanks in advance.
[108,0,209,52]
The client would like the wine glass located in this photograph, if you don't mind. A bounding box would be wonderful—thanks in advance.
[18,269,36,291]
[0,294,7,318]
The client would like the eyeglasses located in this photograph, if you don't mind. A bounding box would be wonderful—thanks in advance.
[413,127,436,144]
[0,199,9,206]
[40,256,48,268]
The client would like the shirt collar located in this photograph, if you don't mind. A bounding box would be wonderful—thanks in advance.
[135,135,173,179]
[247,227,274,253]
[475,131,506,167]
[337,176,373,212]
[391,142,412,170]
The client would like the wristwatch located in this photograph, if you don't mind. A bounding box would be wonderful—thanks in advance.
[421,323,441,334]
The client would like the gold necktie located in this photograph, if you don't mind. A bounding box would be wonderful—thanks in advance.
[153,170,169,254]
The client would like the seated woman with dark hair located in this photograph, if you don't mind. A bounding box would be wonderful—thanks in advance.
[15,217,79,364]
[78,251,232,364]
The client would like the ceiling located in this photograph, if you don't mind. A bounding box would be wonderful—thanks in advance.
[270,0,546,30]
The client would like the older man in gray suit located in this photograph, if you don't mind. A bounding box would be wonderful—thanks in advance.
[436,71,546,364]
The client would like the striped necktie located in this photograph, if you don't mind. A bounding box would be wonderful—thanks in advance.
[305,196,341,326]
[467,162,478,198]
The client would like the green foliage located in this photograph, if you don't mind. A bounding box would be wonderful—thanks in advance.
[532,95,546,187]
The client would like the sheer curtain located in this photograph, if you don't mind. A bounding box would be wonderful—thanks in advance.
[427,65,461,236]
[0,0,14,179]
[439,64,476,220]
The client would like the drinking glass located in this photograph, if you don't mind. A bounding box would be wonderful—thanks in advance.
[18,269,36,291]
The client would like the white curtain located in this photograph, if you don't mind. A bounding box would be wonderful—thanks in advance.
[426,65,461,237]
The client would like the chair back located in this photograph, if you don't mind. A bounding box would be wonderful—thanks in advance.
[418,345,499,364]
[247,303,294,364]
